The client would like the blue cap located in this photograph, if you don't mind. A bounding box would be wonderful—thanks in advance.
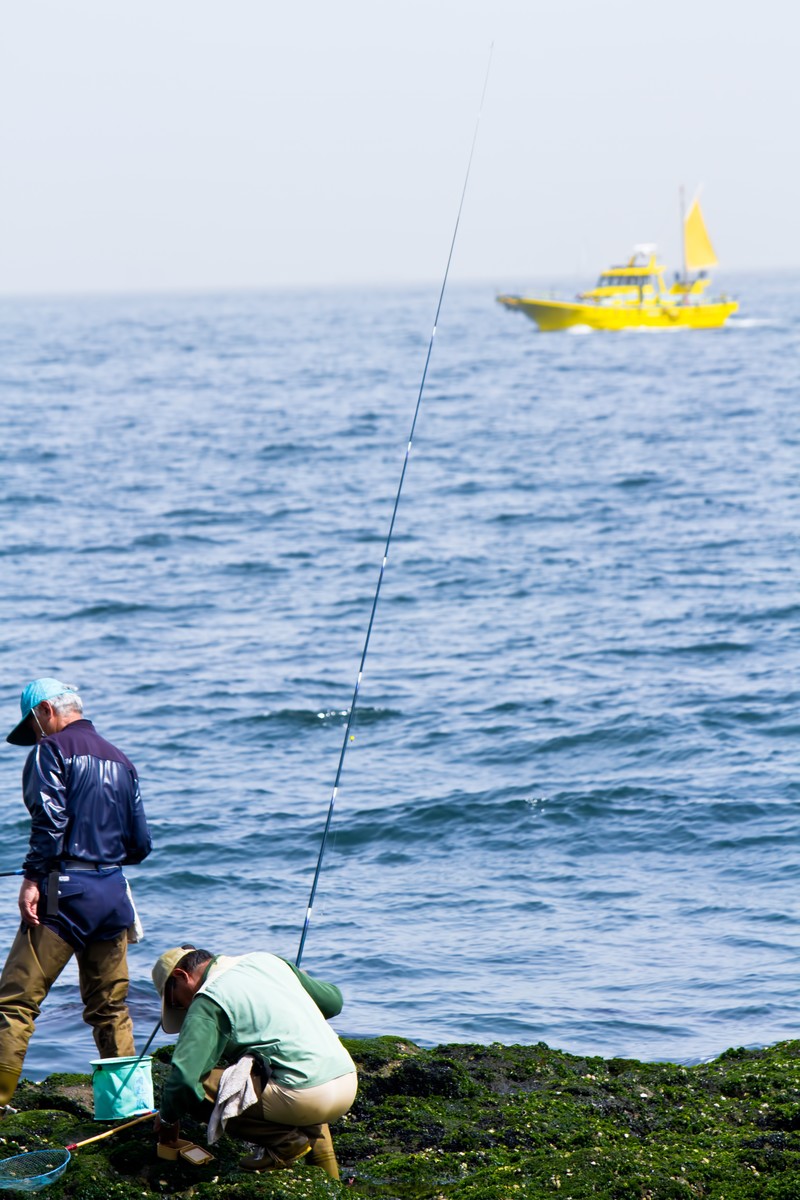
[6,678,78,747]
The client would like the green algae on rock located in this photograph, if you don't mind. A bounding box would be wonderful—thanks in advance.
[3,1038,800,1198]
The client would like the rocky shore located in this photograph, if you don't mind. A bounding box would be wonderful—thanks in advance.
[2,1036,800,1198]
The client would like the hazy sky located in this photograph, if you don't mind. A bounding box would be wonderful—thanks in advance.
[1,0,797,293]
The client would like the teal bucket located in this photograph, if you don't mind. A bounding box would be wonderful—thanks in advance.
[90,1055,154,1120]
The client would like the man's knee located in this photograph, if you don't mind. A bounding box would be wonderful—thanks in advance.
[79,934,133,1046]
[200,1067,226,1105]
[0,925,73,1074]
[0,925,72,1007]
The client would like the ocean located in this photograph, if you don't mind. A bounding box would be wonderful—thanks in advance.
[0,274,798,1078]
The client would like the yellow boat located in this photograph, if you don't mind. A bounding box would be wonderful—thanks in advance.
[497,195,738,332]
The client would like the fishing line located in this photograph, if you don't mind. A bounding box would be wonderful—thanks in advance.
[296,47,493,967]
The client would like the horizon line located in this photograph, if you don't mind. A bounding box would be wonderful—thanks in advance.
[0,266,793,304]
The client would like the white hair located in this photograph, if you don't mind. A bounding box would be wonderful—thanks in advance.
[39,688,83,718]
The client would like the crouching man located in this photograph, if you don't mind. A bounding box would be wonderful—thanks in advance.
[151,945,357,1176]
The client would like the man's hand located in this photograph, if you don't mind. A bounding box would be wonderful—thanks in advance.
[18,880,40,927]
[154,1113,181,1145]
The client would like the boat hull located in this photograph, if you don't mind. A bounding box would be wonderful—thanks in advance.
[497,295,738,332]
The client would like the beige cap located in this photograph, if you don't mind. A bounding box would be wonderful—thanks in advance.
[152,947,191,1034]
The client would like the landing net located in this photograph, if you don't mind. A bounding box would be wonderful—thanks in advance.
[0,1147,70,1192]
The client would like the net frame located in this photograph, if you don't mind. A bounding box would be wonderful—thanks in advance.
[0,1147,70,1192]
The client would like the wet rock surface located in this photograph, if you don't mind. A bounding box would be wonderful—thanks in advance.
[2,1037,800,1197]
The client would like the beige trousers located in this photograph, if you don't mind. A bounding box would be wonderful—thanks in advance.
[0,923,135,1102]
[203,1067,357,1177]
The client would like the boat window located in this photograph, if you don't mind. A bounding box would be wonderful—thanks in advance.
[605,275,643,286]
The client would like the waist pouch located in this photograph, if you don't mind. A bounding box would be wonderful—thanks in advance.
[247,1051,273,1090]
[39,866,134,952]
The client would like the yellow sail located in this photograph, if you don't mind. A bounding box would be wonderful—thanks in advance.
[684,197,718,271]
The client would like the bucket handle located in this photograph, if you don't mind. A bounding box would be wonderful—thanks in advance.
[107,1019,162,1103]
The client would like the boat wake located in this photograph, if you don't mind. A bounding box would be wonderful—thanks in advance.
[727,317,774,329]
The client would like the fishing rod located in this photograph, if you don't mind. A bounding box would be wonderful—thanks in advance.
[296,48,493,967]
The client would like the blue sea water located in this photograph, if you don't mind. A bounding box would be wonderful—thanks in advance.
[0,274,798,1079]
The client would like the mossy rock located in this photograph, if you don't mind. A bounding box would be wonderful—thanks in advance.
[4,1037,800,1197]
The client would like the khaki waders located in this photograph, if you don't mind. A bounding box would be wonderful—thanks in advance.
[0,923,134,1106]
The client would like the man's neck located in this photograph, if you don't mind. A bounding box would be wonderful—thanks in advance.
[53,712,83,734]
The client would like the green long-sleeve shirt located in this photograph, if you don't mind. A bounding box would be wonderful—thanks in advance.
[160,956,348,1123]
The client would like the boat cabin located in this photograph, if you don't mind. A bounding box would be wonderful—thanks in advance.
[580,242,716,306]
[579,247,667,302]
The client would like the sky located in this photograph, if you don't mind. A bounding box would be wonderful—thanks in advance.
[0,0,797,294]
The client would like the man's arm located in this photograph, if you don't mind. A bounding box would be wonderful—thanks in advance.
[159,997,231,1124]
[280,960,343,1019]
[21,743,68,880]
[122,767,152,865]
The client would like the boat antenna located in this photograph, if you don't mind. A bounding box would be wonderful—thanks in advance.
[295,46,493,968]
[680,184,687,284]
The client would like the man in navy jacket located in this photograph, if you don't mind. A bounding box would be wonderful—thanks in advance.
[0,678,152,1112]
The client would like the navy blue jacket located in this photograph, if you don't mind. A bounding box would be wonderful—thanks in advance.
[21,719,152,880]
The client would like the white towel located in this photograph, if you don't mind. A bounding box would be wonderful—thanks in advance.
[124,878,144,944]
[206,1055,258,1145]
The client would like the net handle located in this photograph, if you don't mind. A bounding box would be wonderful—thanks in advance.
[66,1109,156,1151]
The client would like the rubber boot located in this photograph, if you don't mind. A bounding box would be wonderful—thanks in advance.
[239,1133,311,1172]
[306,1123,340,1180]
[0,1066,21,1111]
